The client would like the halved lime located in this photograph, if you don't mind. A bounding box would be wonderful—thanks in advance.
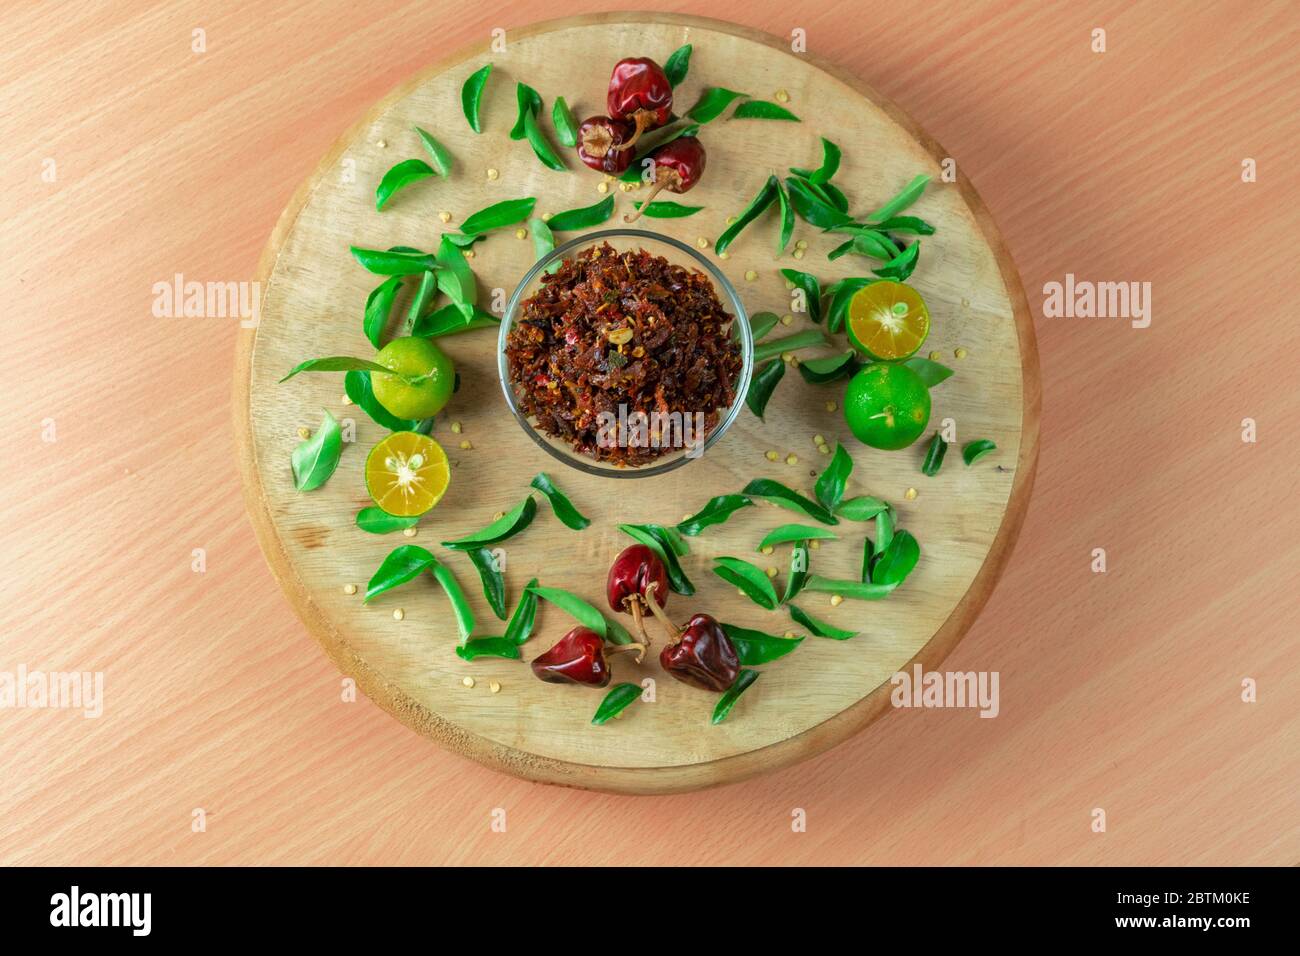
[365,431,450,517]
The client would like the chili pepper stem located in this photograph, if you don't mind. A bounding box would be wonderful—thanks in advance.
[627,598,651,647]
[606,641,648,664]
[643,581,681,644]
[623,172,679,223]
[580,125,615,158]
[613,109,656,152]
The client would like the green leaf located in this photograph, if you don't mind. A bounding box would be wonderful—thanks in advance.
[731,100,800,121]
[441,496,537,549]
[461,64,492,133]
[829,227,900,262]
[350,246,437,275]
[822,182,850,213]
[712,556,779,610]
[921,432,948,476]
[546,194,615,231]
[280,356,393,383]
[779,268,822,323]
[861,536,875,582]
[414,127,453,177]
[630,200,704,218]
[711,669,759,724]
[344,370,429,432]
[775,179,794,253]
[868,174,930,223]
[455,638,520,661]
[464,546,507,620]
[902,356,954,388]
[677,494,753,536]
[814,442,853,511]
[745,358,785,420]
[509,82,542,140]
[871,529,920,587]
[715,175,777,254]
[365,545,438,601]
[291,410,342,491]
[807,138,841,185]
[375,158,435,211]
[441,233,485,249]
[529,217,556,270]
[592,683,642,725]
[412,304,499,338]
[721,624,803,665]
[461,197,537,235]
[873,215,935,236]
[752,329,828,364]
[551,96,578,147]
[618,120,701,181]
[782,541,809,603]
[823,277,876,334]
[405,270,437,327]
[685,87,748,123]
[873,241,920,282]
[785,176,854,229]
[619,524,694,596]
[757,524,838,550]
[747,311,780,342]
[522,106,566,171]
[355,507,419,534]
[363,276,403,349]
[834,496,890,521]
[530,472,591,529]
[432,560,476,644]
[435,235,478,307]
[742,479,837,525]
[798,351,860,385]
[526,585,626,643]
[803,576,899,600]
[663,43,692,86]
[875,506,895,554]
[505,578,539,645]
[788,604,857,640]
[963,439,998,465]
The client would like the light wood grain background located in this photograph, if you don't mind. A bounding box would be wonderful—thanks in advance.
[0,0,1295,864]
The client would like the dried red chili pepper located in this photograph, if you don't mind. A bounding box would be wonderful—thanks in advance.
[607,544,669,643]
[622,137,706,222]
[607,57,673,151]
[659,613,740,692]
[531,626,645,687]
[577,115,636,174]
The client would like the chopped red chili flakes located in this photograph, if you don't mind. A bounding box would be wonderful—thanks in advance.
[506,243,742,466]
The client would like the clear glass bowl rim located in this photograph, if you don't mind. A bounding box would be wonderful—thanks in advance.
[496,228,754,479]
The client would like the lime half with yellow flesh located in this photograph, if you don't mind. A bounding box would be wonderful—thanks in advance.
[847,281,930,362]
[365,431,450,517]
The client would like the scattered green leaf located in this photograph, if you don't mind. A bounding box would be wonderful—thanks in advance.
[630,200,704,218]
[721,624,803,665]
[711,669,759,724]
[365,544,438,602]
[460,197,537,235]
[461,64,492,133]
[455,637,520,662]
[868,174,930,223]
[757,524,838,550]
[902,356,954,388]
[745,358,785,420]
[712,556,779,610]
[551,96,578,147]
[355,507,419,534]
[414,127,453,177]
[677,494,753,535]
[546,194,615,231]
[663,44,692,87]
[731,100,799,121]
[530,472,590,529]
[441,496,537,549]
[788,604,857,640]
[376,158,435,211]
[742,478,837,524]
[363,276,403,349]
[592,683,642,725]
[350,246,437,275]
[963,439,998,465]
[921,432,948,476]
[505,578,540,645]
[686,87,748,123]
[814,442,853,512]
[715,175,777,254]
[291,409,342,491]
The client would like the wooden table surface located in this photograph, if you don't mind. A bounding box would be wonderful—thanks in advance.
[1,0,1295,865]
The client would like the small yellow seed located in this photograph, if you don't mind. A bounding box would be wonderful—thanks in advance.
[810,540,820,550]
[766,567,778,578]
[961,297,971,307]
[619,181,633,192]
[393,608,405,621]
[597,181,609,193]
[343,584,357,595]
[486,168,499,180]
[905,487,918,500]
[765,450,779,461]
[955,347,968,359]
[515,227,527,240]
[813,434,825,445]
[439,210,452,223]
[297,426,311,440]
[781,351,793,363]
[790,355,800,367]
[831,594,844,607]
[376,139,387,148]
[818,444,830,455]
[718,251,729,260]
[696,237,709,248]
[493,511,504,521]
[786,453,798,465]
[542,212,552,221]
[489,680,501,694]
[784,280,795,290]
[795,239,808,250]
[826,400,838,412]
[402,527,418,538]
[682,513,692,521]
[784,631,795,639]
[775,89,790,103]
[793,249,805,260]
[726,215,737,225]
[464,249,475,259]
[745,270,758,281]
[762,545,774,555]
[451,421,463,434]
[462,676,475,688]
[340,394,352,405]
[460,440,472,450]
[929,350,941,361]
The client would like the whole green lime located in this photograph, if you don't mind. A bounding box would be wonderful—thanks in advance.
[371,336,455,420]
[843,362,931,450]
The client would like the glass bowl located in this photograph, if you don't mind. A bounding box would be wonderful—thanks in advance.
[497,228,753,479]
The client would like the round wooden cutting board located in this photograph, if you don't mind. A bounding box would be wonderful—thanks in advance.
[234,14,1039,794]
